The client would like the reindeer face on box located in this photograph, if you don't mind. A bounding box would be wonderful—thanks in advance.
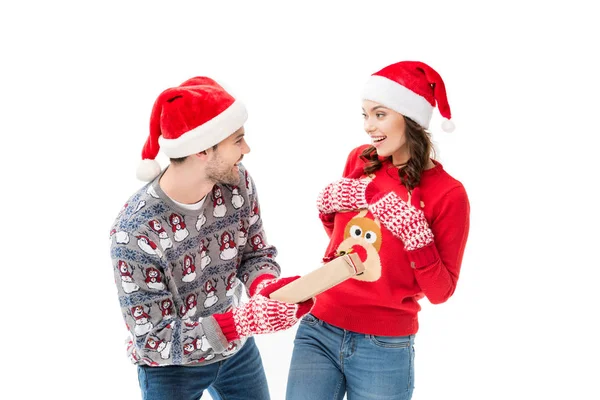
[338,210,383,282]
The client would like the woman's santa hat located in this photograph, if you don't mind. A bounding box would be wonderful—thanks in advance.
[361,61,455,132]
[137,77,248,181]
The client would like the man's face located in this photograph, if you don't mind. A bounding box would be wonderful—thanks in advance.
[206,127,250,185]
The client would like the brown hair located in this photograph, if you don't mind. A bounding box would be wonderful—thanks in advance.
[169,144,219,164]
[169,156,187,165]
[360,117,435,190]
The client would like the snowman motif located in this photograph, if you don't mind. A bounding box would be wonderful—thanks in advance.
[230,186,245,209]
[185,293,198,318]
[244,170,253,195]
[145,336,172,360]
[148,219,173,250]
[141,357,159,367]
[183,335,212,356]
[215,231,238,261]
[179,303,191,320]
[168,213,189,242]
[222,272,238,297]
[131,305,153,336]
[212,186,227,217]
[249,200,260,226]
[250,234,266,252]
[158,299,174,318]
[136,234,163,258]
[181,254,197,282]
[222,342,238,357]
[110,228,130,244]
[117,260,139,294]
[144,267,166,290]
[182,319,199,333]
[199,239,212,270]
[199,335,212,352]
[146,184,159,199]
[203,279,219,308]
[237,220,247,247]
[191,352,215,363]
[196,213,206,231]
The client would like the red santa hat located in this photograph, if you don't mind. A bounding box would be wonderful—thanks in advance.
[361,61,455,132]
[137,77,248,181]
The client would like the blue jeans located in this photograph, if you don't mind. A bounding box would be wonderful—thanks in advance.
[137,337,270,400]
[286,314,415,400]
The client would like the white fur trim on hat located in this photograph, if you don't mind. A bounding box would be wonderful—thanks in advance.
[362,75,433,129]
[158,100,248,158]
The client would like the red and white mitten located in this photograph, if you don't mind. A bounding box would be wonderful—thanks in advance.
[212,276,314,342]
[249,274,278,296]
[316,177,373,214]
[368,187,434,251]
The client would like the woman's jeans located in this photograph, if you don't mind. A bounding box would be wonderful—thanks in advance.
[137,337,270,400]
[286,314,415,400]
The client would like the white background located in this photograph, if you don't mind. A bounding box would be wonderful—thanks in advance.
[1,1,599,399]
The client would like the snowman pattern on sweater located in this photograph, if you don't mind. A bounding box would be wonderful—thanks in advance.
[110,164,280,367]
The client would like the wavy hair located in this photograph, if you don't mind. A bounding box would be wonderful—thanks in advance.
[360,117,435,190]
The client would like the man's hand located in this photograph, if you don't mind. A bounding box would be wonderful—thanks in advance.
[213,276,314,341]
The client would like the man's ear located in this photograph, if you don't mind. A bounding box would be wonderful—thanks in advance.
[195,150,210,160]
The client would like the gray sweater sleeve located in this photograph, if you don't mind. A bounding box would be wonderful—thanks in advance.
[237,170,281,294]
[199,316,229,354]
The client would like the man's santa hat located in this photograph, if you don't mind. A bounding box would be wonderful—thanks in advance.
[361,61,455,132]
[137,77,248,181]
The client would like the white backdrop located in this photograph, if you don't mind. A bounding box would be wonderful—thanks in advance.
[1,1,599,399]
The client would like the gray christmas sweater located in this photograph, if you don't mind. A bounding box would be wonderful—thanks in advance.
[109,164,280,367]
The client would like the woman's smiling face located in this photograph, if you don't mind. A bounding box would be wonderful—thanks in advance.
[362,99,409,165]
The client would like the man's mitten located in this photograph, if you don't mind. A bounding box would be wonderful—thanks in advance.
[212,276,314,342]
[249,274,278,296]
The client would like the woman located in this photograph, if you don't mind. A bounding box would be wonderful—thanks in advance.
[286,61,470,400]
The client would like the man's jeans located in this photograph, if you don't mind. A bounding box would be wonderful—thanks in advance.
[137,337,270,400]
[286,314,415,400]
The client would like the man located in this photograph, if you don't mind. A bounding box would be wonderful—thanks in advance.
[109,76,312,400]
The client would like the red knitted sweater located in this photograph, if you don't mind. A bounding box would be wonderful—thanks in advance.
[311,145,470,336]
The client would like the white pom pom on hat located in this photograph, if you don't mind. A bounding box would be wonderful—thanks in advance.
[361,61,455,132]
[136,76,248,181]
[441,118,455,133]
[136,159,162,182]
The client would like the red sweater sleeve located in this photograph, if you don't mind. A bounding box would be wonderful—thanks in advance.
[408,185,470,304]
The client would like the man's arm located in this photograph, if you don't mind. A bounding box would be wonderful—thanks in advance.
[237,169,281,296]
[200,169,314,351]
